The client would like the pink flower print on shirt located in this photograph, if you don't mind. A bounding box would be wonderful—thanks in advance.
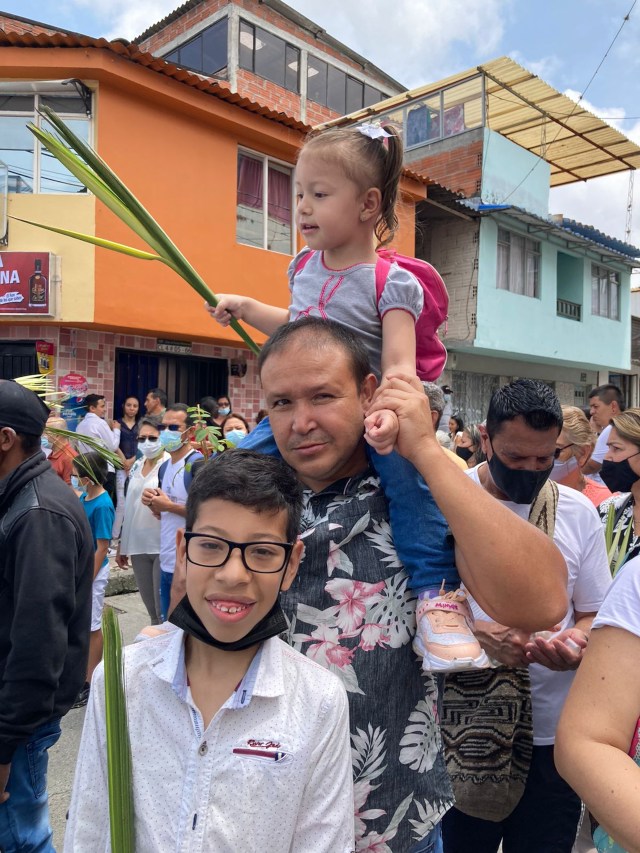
[325,578,385,633]
[359,623,391,652]
[306,625,355,670]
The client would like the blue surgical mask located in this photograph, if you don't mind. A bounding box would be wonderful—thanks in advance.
[71,475,86,495]
[224,428,247,447]
[549,454,579,482]
[41,435,50,449]
[160,429,185,453]
[218,407,230,416]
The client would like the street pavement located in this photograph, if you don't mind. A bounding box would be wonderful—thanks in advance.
[47,584,150,850]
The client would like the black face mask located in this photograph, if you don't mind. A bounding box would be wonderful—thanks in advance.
[456,446,474,462]
[600,453,640,493]
[169,595,288,651]
[487,443,553,505]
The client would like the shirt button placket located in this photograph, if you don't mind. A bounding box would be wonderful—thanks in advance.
[198,741,208,756]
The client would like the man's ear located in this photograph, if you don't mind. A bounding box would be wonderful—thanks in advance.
[281,539,304,592]
[359,373,378,410]
[478,424,491,454]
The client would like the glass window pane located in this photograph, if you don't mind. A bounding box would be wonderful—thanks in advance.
[179,36,202,72]
[364,85,384,108]
[0,116,34,193]
[40,119,89,193]
[525,250,539,298]
[41,94,87,114]
[267,162,291,253]
[307,55,327,105]
[496,241,509,290]
[327,65,346,114]
[599,273,608,318]
[346,76,363,114]
[0,94,34,112]
[254,26,285,88]
[285,44,299,93]
[239,21,254,71]
[510,233,525,294]
[202,18,228,76]
[165,48,180,64]
[237,152,264,249]
[591,266,599,315]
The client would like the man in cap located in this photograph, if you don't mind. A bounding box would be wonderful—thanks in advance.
[0,380,93,851]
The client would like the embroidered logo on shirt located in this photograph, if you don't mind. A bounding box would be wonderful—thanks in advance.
[233,739,291,763]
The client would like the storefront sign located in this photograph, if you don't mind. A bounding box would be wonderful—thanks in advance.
[0,252,54,315]
[157,338,192,355]
[36,340,55,375]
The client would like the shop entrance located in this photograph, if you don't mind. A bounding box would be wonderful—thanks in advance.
[114,349,228,415]
[0,340,37,379]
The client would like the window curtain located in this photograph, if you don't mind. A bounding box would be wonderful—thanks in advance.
[267,165,291,224]
[237,154,263,211]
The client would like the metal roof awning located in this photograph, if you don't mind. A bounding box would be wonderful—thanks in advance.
[320,56,640,188]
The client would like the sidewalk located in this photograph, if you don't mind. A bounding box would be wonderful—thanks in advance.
[47,558,148,850]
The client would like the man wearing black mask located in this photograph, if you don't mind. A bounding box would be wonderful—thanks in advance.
[0,380,93,851]
[441,378,611,853]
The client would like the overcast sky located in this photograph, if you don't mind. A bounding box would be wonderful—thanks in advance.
[4,0,640,252]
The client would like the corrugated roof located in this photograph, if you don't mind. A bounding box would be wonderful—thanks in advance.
[320,56,640,188]
[0,29,309,133]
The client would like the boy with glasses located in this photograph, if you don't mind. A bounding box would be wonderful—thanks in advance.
[65,449,354,852]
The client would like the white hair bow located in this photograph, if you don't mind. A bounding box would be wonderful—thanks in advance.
[356,122,391,140]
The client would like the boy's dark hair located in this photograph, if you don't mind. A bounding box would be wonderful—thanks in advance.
[198,396,219,423]
[84,394,105,411]
[258,317,372,388]
[486,378,563,438]
[588,383,625,410]
[186,449,303,542]
[74,450,108,486]
[148,387,168,407]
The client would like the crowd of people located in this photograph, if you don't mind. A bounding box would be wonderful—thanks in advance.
[1,119,640,853]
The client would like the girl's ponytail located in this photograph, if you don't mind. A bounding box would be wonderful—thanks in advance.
[376,124,404,247]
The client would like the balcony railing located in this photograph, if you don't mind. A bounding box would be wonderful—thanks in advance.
[557,298,582,321]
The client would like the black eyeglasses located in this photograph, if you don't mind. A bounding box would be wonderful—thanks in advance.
[554,443,575,459]
[137,435,160,444]
[184,532,294,574]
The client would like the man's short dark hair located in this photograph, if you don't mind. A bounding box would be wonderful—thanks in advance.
[588,384,625,411]
[186,449,302,541]
[84,394,105,410]
[486,379,563,438]
[258,318,371,387]
[74,450,108,486]
[148,388,168,408]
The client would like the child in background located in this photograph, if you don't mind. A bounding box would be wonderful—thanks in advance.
[207,124,487,671]
[71,451,115,707]
[65,450,354,852]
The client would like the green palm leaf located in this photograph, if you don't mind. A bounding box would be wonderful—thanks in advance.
[24,109,260,355]
[102,606,135,852]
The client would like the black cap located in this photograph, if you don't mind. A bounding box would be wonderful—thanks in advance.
[0,380,50,435]
[441,385,452,394]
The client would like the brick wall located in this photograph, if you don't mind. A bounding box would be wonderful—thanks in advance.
[0,14,61,35]
[428,218,479,343]
[1,324,264,423]
[407,133,483,199]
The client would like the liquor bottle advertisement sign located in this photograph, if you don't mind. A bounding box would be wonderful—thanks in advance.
[0,252,52,314]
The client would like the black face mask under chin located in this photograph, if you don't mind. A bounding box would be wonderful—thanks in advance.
[169,595,288,651]
[487,443,553,505]
[600,454,640,493]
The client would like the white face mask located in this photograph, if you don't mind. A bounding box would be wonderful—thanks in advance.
[139,438,162,459]
[549,454,579,482]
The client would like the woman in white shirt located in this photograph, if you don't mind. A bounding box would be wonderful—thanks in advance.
[116,417,168,623]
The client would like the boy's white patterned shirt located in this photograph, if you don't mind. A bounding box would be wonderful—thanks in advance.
[64,629,354,852]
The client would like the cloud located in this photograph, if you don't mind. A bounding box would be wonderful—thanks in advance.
[508,50,563,84]
[67,0,179,40]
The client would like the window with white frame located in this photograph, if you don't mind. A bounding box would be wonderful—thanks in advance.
[496,227,540,298]
[236,150,294,254]
[0,83,91,194]
[591,264,620,320]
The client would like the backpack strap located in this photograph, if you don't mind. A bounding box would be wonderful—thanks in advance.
[158,459,168,486]
[157,450,201,492]
[374,254,392,312]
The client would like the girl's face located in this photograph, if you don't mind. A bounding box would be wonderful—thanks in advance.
[449,418,458,434]
[223,417,248,437]
[295,150,371,260]
[124,397,139,418]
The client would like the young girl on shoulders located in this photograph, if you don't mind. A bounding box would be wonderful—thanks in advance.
[207,124,487,672]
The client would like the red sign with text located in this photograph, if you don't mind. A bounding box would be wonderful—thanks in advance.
[0,252,52,314]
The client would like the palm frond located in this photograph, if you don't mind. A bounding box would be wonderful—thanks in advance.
[24,109,260,355]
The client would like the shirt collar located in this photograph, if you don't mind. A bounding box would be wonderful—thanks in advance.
[148,628,286,707]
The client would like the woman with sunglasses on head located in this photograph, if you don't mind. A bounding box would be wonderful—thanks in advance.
[115,416,168,623]
[596,409,640,569]
[551,406,613,507]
